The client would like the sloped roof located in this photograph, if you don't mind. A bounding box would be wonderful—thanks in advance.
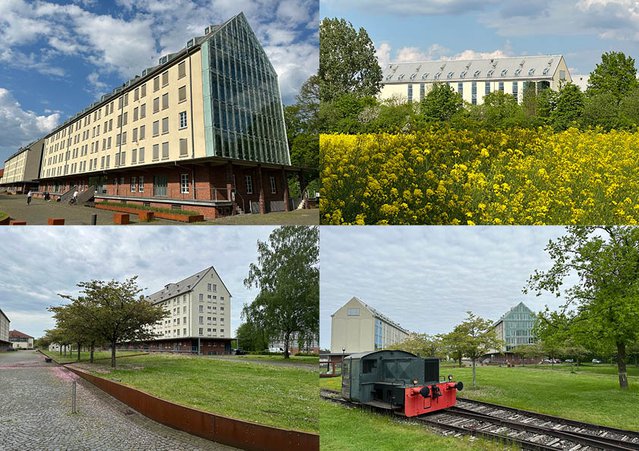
[383,55,566,84]
[147,266,231,304]
[334,296,410,334]
[0,308,8,322]
[9,330,33,339]
[493,302,535,327]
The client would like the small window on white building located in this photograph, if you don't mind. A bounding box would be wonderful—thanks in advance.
[347,308,360,316]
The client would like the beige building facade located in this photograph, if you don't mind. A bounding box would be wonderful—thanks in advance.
[380,55,571,105]
[9,330,34,349]
[35,12,302,219]
[0,139,45,193]
[0,309,10,351]
[331,297,409,354]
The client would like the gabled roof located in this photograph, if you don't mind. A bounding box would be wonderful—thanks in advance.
[9,330,33,339]
[493,302,535,327]
[0,308,9,323]
[383,55,566,84]
[333,296,409,334]
[147,266,231,304]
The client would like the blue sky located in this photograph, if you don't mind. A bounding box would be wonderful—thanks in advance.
[321,0,639,80]
[0,0,318,161]
[0,226,278,340]
[320,226,577,350]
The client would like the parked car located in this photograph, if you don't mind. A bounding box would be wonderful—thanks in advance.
[232,348,247,355]
[592,359,601,364]
[565,359,574,363]
[268,347,284,353]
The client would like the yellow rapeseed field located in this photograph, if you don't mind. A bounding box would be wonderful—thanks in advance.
[320,127,639,225]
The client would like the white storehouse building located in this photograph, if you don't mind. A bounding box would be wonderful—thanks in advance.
[380,55,572,105]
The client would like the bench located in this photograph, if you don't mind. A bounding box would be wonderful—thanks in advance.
[10,220,27,225]
[47,218,65,225]
[137,211,154,222]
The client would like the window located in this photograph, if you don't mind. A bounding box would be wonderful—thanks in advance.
[199,294,203,301]
[131,176,137,192]
[138,175,144,191]
[179,111,187,129]
[153,120,159,136]
[498,81,504,92]
[420,83,425,100]
[139,125,145,140]
[457,82,463,97]
[153,97,159,113]
[134,88,139,101]
[179,138,188,156]
[120,151,125,163]
[180,173,189,194]
[347,308,360,316]
[162,142,169,159]
[162,93,169,110]
[270,176,276,194]
[199,328,203,335]
[207,283,212,291]
[162,117,169,134]
[471,81,477,105]
[133,107,139,122]
[117,114,122,127]
[153,76,160,91]
[245,175,253,194]
[153,143,159,160]
[162,71,168,87]
[141,84,146,97]
[407,84,413,103]
[560,70,566,80]
[133,128,138,142]
[140,104,146,118]
[116,134,121,146]
[178,86,187,102]
[199,305,204,313]
[132,148,137,164]
[199,316,203,325]
[512,81,519,101]
[485,81,490,97]
[122,132,126,144]
[178,61,186,78]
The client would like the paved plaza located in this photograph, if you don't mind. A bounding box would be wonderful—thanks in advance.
[0,194,175,225]
[0,351,236,450]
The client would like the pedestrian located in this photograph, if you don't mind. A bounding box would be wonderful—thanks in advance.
[71,188,79,205]
[26,190,32,206]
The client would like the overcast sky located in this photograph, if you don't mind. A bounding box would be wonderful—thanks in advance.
[321,0,639,80]
[0,0,318,160]
[320,226,575,350]
[0,226,279,340]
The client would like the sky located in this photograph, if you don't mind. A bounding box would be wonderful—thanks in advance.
[320,226,577,350]
[321,0,639,82]
[0,0,319,161]
[0,226,279,340]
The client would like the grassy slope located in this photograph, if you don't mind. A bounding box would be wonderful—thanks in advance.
[40,350,143,364]
[321,364,639,431]
[64,353,318,433]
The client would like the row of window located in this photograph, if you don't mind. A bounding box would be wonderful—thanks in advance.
[48,61,189,144]
[407,81,521,105]
[160,327,225,337]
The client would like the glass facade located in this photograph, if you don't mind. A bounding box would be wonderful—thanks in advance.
[203,13,290,165]
[374,319,383,350]
[501,303,536,351]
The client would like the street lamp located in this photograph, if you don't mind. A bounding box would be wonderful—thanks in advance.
[341,347,345,375]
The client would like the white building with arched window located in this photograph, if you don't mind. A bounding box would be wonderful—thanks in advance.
[380,55,571,105]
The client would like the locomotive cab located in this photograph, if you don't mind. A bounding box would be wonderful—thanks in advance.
[342,350,462,417]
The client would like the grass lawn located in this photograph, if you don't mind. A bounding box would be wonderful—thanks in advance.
[204,208,319,225]
[321,363,639,431]
[40,349,144,364]
[67,353,318,433]
[320,400,514,451]
[236,354,319,364]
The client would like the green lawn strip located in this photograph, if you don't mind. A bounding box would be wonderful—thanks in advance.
[98,201,201,216]
[0,210,8,222]
[320,400,514,451]
[319,365,639,431]
[39,349,143,364]
[78,354,318,433]
[237,354,319,364]
[204,209,319,225]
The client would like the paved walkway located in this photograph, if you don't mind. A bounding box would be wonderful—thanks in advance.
[0,194,175,225]
[0,351,236,450]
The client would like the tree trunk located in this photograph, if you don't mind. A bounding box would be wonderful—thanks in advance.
[458,356,462,367]
[617,341,628,390]
[283,332,290,359]
[90,343,95,363]
[472,358,477,387]
[77,343,81,361]
[111,340,117,368]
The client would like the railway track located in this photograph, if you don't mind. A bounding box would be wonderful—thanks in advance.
[320,389,639,450]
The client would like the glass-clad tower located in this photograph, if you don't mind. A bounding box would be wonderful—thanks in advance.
[201,13,290,165]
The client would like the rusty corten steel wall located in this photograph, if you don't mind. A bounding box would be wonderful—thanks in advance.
[66,367,319,451]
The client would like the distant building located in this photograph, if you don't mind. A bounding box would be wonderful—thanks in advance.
[331,296,409,354]
[572,74,589,92]
[0,309,10,351]
[9,330,34,349]
[269,332,319,355]
[0,139,45,194]
[121,266,232,355]
[380,55,571,105]
[492,302,537,352]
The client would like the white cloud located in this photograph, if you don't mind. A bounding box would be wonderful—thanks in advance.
[0,88,60,156]
[321,0,499,15]
[378,42,511,65]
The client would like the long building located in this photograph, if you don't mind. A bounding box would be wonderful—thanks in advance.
[492,302,537,352]
[36,12,302,219]
[9,330,34,349]
[0,309,10,352]
[331,296,409,353]
[0,139,44,193]
[380,55,571,105]
[121,266,233,355]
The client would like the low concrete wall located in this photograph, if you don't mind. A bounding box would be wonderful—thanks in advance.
[65,366,319,451]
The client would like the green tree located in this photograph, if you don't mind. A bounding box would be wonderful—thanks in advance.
[386,333,443,358]
[319,93,377,133]
[480,91,526,128]
[453,312,502,387]
[587,51,639,102]
[580,93,620,130]
[527,226,639,389]
[441,328,466,368]
[319,18,382,102]
[54,277,167,368]
[420,83,463,122]
[617,87,639,128]
[244,226,319,359]
[550,83,585,130]
[235,318,270,352]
